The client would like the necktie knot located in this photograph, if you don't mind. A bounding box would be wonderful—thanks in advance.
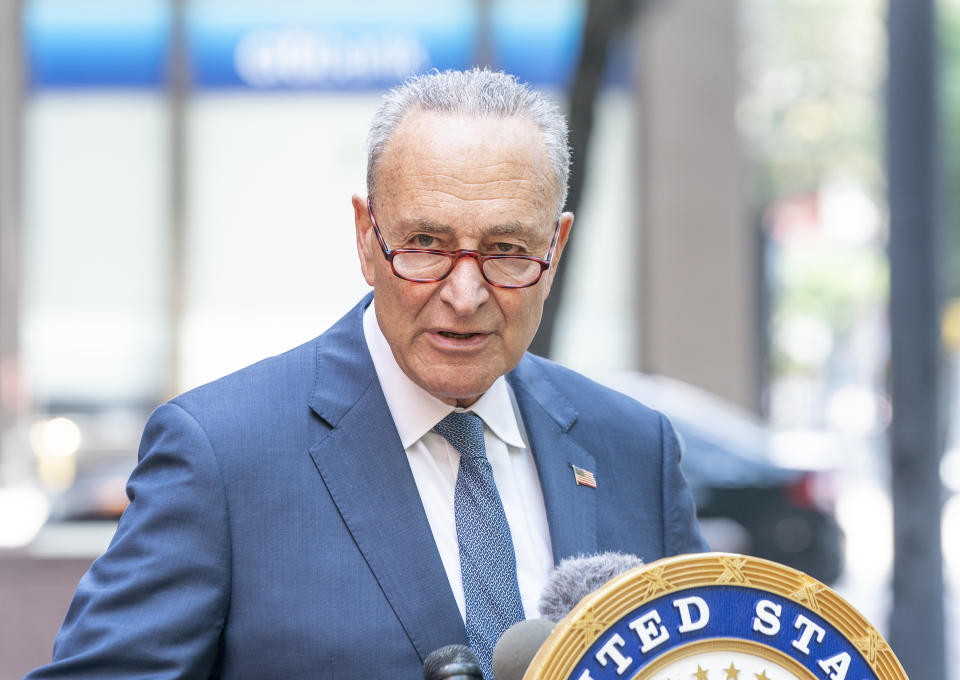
[433,411,486,459]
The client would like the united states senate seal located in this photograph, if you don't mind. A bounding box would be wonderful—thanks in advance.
[523,552,907,680]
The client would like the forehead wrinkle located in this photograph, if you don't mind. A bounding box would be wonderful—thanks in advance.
[402,172,544,198]
[409,159,545,182]
[406,182,551,218]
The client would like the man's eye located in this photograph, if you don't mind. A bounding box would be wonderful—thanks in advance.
[413,234,437,248]
[494,242,520,254]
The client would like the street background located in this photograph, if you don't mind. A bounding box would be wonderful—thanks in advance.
[1,0,957,678]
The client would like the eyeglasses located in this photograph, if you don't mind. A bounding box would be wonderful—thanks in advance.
[367,204,561,289]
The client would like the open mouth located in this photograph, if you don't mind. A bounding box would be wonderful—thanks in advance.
[438,331,479,340]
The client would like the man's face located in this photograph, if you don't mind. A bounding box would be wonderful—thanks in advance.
[353,111,573,407]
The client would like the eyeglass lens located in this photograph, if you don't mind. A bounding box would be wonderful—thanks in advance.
[392,252,542,287]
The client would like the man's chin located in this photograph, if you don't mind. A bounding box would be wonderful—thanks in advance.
[432,387,486,408]
[417,376,492,407]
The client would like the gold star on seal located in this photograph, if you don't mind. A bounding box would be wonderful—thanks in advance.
[755,671,771,680]
[724,662,740,679]
[693,665,709,680]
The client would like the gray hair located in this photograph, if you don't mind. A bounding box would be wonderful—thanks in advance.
[366,68,570,216]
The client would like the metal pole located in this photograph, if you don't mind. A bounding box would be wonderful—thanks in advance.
[166,0,187,399]
[0,0,24,468]
[474,0,494,69]
[887,0,946,675]
[529,0,633,358]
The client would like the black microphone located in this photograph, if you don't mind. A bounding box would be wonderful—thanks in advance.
[538,552,644,622]
[492,618,556,680]
[423,644,483,680]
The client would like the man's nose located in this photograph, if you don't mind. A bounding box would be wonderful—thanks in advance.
[438,254,490,314]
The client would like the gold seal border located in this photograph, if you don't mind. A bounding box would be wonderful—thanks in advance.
[633,638,818,680]
[523,552,907,680]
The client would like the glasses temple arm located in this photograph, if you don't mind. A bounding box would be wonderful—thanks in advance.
[543,219,562,264]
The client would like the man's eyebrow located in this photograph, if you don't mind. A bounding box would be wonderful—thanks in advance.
[396,219,454,235]
[484,222,528,236]
[396,219,536,237]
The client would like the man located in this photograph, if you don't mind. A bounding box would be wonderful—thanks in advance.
[29,68,705,680]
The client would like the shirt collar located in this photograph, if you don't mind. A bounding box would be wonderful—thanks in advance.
[362,298,526,450]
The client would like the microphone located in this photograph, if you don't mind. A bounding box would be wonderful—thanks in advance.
[538,552,645,622]
[492,618,556,680]
[423,644,483,680]
[492,553,645,679]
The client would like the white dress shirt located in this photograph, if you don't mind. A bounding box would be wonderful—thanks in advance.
[362,300,553,621]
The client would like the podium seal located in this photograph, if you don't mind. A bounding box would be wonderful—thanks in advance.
[523,553,907,680]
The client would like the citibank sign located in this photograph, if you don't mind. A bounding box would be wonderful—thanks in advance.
[233,29,429,90]
[24,0,586,91]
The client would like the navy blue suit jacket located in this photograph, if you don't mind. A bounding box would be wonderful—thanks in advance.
[28,296,706,679]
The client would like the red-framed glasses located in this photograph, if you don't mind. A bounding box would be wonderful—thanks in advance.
[367,204,561,289]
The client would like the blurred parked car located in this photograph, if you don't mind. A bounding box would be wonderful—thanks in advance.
[603,373,844,585]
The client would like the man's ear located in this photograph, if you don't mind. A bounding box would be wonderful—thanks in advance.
[353,194,376,286]
[542,211,574,298]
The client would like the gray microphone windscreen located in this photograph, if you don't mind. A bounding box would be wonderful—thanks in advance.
[492,618,556,680]
[538,552,644,622]
[423,644,482,680]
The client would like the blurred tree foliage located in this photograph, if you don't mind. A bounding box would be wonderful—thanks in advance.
[941,0,960,297]
[740,0,888,387]
[740,0,885,204]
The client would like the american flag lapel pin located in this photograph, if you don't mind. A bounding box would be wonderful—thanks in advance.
[571,464,597,489]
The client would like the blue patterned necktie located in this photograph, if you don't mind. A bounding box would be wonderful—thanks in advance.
[433,411,525,680]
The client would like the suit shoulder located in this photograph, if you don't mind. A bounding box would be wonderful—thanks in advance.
[516,354,667,429]
[170,336,320,417]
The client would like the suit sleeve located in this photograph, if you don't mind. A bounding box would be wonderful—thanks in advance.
[658,413,710,555]
[27,402,231,679]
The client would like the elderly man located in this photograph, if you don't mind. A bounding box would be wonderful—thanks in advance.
[29,68,705,680]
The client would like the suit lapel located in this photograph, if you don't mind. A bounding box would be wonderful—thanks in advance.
[509,356,598,563]
[304,298,599,657]
[307,297,466,660]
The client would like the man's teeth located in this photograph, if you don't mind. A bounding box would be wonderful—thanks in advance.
[439,331,475,339]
